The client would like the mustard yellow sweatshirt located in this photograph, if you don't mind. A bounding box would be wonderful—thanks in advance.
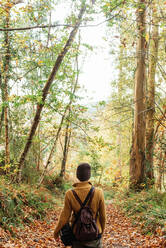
[54,181,106,239]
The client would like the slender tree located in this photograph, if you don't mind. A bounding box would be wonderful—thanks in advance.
[0,69,5,136]
[117,42,123,175]
[129,0,147,190]
[17,1,87,182]
[145,1,159,183]
[60,115,71,178]
[3,1,11,166]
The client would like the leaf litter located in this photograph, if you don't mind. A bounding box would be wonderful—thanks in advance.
[0,204,165,248]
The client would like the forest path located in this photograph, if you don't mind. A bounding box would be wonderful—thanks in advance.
[0,204,165,248]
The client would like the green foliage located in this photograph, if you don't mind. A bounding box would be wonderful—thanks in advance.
[104,188,117,200]
[112,189,166,234]
[22,163,40,184]
[52,176,72,191]
[0,177,55,234]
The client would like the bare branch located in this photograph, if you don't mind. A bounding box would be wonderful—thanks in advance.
[0,13,121,32]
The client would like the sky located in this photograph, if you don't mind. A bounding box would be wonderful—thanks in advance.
[12,1,116,105]
[79,24,114,103]
[54,2,116,104]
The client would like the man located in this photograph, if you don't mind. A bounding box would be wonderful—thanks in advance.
[54,163,106,248]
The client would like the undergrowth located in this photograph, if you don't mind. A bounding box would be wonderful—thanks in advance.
[105,186,166,235]
[0,177,59,235]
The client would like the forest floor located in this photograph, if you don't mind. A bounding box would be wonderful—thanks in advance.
[0,203,165,248]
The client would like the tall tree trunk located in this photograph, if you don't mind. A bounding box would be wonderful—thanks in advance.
[4,5,10,165]
[129,0,146,190]
[156,151,163,191]
[117,123,122,174]
[0,70,5,137]
[17,3,86,182]
[60,119,71,178]
[117,43,123,175]
[156,130,166,191]
[145,1,159,183]
[37,124,41,171]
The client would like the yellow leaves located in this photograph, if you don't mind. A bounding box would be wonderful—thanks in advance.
[5,2,13,8]
[8,94,16,101]
[0,163,11,172]
[105,2,110,7]
[38,60,43,65]
[138,8,144,12]
[12,8,19,14]
[15,58,18,66]
[145,33,149,42]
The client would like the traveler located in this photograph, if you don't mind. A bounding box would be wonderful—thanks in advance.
[54,163,106,248]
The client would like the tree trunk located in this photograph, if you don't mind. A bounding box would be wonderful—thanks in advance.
[145,1,159,183]
[37,124,41,171]
[117,43,123,175]
[17,3,86,182]
[4,6,10,165]
[60,119,71,178]
[129,0,146,190]
[156,151,163,191]
[0,71,5,137]
[38,46,80,186]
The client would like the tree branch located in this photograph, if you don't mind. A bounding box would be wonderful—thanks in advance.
[17,2,87,182]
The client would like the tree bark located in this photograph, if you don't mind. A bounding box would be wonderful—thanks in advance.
[145,1,159,183]
[117,43,123,175]
[156,151,163,191]
[156,129,166,191]
[129,0,147,190]
[0,71,5,137]
[37,124,41,171]
[4,5,10,165]
[60,118,71,178]
[17,3,86,182]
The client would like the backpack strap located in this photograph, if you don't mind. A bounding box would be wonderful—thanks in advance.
[87,189,98,220]
[73,188,98,220]
[71,186,95,230]
[72,191,83,207]
[87,188,95,207]
[72,186,95,208]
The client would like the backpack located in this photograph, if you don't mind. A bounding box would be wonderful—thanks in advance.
[72,186,99,242]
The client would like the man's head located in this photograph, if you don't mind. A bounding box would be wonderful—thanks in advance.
[76,163,91,181]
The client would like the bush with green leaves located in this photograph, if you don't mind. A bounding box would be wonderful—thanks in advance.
[0,177,55,234]
[114,189,166,235]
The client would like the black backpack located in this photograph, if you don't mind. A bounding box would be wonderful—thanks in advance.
[72,186,99,242]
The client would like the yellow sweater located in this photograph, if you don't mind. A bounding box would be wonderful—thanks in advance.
[54,181,106,238]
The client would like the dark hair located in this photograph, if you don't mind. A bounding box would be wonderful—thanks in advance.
[76,163,91,181]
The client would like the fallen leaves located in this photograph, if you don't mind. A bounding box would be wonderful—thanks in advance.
[103,204,166,247]
[0,204,165,248]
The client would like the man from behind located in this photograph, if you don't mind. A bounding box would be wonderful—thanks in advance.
[54,163,106,248]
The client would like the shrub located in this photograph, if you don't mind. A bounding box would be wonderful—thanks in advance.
[0,177,55,234]
[113,189,166,234]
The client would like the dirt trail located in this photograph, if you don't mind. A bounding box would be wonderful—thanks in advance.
[0,204,165,248]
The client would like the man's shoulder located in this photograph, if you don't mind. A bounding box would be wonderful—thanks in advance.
[65,186,103,194]
[94,187,104,196]
[65,188,73,194]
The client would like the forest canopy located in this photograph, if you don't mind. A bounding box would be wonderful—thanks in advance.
[0,0,165,190]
